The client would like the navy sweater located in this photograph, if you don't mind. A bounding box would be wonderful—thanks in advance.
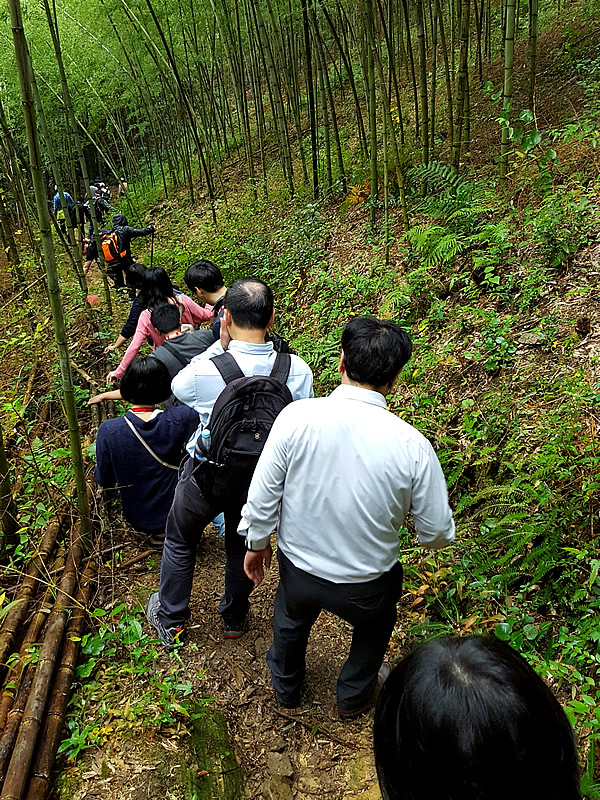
[94,407,198,531]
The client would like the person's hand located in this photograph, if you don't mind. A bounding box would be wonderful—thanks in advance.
[244,545,272,586]
[149,224,155,232]
[219,314,232,351]
[88,393,107,405]
[106,371,117,383]
[104,343,117,353]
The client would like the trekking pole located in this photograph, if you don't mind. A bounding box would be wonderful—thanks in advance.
[150,229,155,268]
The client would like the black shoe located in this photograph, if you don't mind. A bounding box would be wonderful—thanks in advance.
[338,662,391,722]
[145,592,184,650]
[275,691,301,709]
[223,613,249,639]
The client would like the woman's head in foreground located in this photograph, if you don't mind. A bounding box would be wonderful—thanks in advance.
[374,635,580,800]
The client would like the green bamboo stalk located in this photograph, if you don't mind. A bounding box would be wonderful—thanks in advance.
[8,0,91,544]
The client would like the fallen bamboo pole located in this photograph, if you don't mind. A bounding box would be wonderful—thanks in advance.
[0,521,84,800]
[0,547,66,733]
[0,514,64,684]
[24,558,96,800]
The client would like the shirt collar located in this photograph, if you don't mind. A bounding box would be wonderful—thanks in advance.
[330,383,389,409]
[228,340,274,355]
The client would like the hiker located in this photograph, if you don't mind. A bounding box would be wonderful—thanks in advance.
[93,303,215,398]
[373,636,581,800]
[117,177,129,196]
[184,259,227,341]
[87,195,115,236]
[241,317,454,720]
[99,213,154,290]
[52,186,76,234]
[103,264,147,353]
[145,278,314,648]
[94,357,199,545]
[107,266,214,381]
[91,308,225,538]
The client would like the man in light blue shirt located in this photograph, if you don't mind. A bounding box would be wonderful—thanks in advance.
[146,279,313,648]
[241,317,455,720]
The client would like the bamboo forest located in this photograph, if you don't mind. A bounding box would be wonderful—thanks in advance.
[0,0,599,795]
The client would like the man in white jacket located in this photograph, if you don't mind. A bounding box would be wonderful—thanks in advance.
[240,316,455,720]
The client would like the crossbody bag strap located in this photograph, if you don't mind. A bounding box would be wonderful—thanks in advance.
[123,416,178,470]
[161,340,189,368]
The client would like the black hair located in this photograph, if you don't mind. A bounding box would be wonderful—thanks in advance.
[125,262,146,290]
[341,317,412,388]
[139,266,176,310]
[150,303,180,335]
[373,636,581,800]
[119,357,172,405]
[224,278,273,330]
[184,260,224,294]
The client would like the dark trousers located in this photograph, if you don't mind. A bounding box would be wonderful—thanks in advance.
[158,458,254,628]
[267,550,403,713]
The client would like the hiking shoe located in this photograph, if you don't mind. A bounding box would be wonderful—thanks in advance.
[145,591,183,650]
[223,613,249,639]
[338,662,391,722]
[275,691,301,710]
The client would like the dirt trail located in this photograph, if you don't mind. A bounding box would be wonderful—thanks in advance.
[67,522,393,800]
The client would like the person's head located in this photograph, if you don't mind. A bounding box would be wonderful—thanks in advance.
[119,357,172,405]
[125,262,146,291]
[151,303,181,336]
[373,636,581,800]
[339,317,412,392]
[223,278,274,332]
[139,266,175,310]
[112,213,128,227]
[184,259,225,301]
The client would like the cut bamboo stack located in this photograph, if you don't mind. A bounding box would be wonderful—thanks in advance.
[0,511,96,800]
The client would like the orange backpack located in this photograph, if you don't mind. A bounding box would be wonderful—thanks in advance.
[100,231,126,262]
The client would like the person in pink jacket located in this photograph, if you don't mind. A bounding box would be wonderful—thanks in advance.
[108,267,214,381]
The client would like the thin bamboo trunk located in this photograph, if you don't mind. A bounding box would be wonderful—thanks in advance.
[528,0,538,109]
[500,0,516,180]
[415,0,429,166]
[301,0,319,199]
[452,0,471,171]
[364,0,378,228]
[8,0,91,544]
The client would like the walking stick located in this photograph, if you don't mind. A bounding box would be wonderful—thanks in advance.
[150,229,155,268]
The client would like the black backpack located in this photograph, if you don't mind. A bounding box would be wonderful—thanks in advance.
[195,351,293,504]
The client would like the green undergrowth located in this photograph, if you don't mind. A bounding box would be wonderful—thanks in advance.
[60,603,211,761]
[126,156,600,786]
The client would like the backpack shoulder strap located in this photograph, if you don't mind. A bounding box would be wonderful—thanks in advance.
[123,415,178,470]
[211,351,245,384]
[269,352,291,384]
[161,340,189,369]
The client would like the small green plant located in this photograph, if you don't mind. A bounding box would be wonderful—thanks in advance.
[60,604,211,760]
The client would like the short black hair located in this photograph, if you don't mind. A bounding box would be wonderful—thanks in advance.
[374,636,581,800]
[224,278,273,330]
[150,303,180,335]
[119,357,172,405]
[125,262,146,290]
[341,317,412,387]
[185,260,224,294]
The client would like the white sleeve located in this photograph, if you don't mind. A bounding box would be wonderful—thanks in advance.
[410,441,455,550]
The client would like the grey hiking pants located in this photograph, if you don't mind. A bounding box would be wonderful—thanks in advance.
[158,458,253,628]
[267,550,403,713]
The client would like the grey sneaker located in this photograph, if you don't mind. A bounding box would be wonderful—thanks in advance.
[145,591,183,650]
